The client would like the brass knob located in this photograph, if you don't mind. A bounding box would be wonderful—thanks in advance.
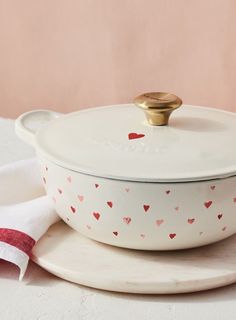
[134,92,182,126]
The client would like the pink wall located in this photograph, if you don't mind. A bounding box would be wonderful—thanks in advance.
[0,0,236,118]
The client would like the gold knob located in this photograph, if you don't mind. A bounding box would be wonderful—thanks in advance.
[134,92,182,126]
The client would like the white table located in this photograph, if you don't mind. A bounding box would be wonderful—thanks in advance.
[1,117,236,320]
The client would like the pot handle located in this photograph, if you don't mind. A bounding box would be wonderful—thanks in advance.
[15,109,61,146]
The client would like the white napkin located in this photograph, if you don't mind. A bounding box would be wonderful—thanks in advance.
[0,158,59,280]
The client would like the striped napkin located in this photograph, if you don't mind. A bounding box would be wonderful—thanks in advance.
[0,158,59,279]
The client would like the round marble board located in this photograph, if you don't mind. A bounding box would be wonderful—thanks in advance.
[32,221,236,294]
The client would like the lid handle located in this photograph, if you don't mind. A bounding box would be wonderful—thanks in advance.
[134,92,182,126]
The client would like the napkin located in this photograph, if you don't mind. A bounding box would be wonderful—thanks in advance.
[0,158,59,280]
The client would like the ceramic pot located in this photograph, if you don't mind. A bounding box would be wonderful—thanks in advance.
[15,93,236,250]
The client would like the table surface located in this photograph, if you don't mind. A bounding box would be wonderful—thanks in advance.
[1,117,236,320]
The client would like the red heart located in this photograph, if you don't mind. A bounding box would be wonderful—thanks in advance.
[156,219,164,226]
[57,188,63,194]
[165,190,171,195]
[113,231,118,236]
[70,206,76,213]
[169,233,176,239]
[204,201,212,209]
[210,186,216,190]
[43,177,46,184]
[123,217,131,224]
[143,204,150,212]
[188,218,195,224]
[93,212,100,220]
[107,201,113,208]
[128,132,145,140]
[218,214,223,220]
[95,184,99,188]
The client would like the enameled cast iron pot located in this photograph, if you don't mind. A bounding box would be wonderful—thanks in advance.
[15,93,236,250]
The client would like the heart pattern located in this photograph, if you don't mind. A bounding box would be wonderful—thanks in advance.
[204,201,212,209]
[217,214,223,220]
[70,206,76,213]
[156,219,164,226]
[143,204,150,212]
[107,201,113,208]
[188,218,195,224]
[78,195,84,202]
[45,162,235,247]
[128,132,145,140]
[93,212,100,220]
[123,217,132,225]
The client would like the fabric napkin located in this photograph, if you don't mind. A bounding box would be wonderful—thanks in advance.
[0,158,59,280]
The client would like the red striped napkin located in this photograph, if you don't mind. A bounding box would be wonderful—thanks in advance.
[0,158,59,279]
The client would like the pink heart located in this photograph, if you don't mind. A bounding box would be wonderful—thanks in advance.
[210,185,216,190]
[67,176,72,183]
[174,206,179,211]
[93,212,100,220]
[107,201,113,208]
[77,195,84,202]
[204,201,212,209]
[188,218,195,224]
[156,219,164,226]
[113,231,118,236]
[70,206,76,213]
[218,214,223,220]
[143,204,150,212]
[169,233,176,239]
[140,234,145,239]
[128,132,145,140]
[234,197,236,203]
[123,217,132,225]
[125,188,130,192]
[222,226,227,231]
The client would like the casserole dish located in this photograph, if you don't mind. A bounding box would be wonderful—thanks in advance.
[15,93,236,250]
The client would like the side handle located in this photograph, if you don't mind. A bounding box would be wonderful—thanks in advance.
[15,109,61,146]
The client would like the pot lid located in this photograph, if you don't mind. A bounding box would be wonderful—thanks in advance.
[35,93,236,182]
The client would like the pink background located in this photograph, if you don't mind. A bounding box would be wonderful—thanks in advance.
[0,0,236,118]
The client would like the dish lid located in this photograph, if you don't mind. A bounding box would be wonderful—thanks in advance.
[35,92,236,182]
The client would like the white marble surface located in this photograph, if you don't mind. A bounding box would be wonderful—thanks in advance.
[1,117,236,319]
